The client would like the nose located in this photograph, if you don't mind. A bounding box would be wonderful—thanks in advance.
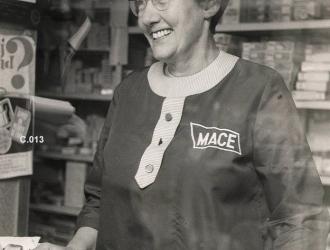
[139,0,161,27]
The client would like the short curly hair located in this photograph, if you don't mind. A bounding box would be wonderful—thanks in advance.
[198,0,230,33]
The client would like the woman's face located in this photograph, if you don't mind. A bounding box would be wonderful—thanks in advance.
[138,0,207,63]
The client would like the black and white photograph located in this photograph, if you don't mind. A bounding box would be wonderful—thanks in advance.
[1,0,330,249]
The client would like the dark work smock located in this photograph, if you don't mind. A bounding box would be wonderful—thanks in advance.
[77,51,330,250]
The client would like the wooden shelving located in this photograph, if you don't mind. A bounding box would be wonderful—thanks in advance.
[36,151,94,163]
[215,19,330,33]
[30,204,81,216]
[37,91,113,101]
[128,20,330,34]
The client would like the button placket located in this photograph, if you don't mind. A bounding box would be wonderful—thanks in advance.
[135,97,185,189]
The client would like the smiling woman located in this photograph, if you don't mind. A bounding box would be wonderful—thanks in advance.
[35,0,330,250]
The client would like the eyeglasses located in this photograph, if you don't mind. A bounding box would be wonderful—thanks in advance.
[129,0,170,16]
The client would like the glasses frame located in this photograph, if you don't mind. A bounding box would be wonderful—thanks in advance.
[129,0,170,17]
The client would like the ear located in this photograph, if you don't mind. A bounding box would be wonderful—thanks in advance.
[202,0,221,19]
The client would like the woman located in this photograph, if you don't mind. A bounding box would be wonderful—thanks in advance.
[37,0,329,249]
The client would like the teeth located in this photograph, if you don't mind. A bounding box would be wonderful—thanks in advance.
[152,29,172,40]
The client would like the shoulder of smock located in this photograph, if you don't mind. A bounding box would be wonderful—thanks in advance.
[234,58,285,91]
[115,67,150,95]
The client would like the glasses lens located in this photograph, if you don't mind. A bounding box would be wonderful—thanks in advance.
[152,0,169,11]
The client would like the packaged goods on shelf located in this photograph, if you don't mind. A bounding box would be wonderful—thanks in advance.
[301,62,330,72]
[240,0,266,22]
[305,53,330,63]
[100,59,112,88]
[295,43,330,101]
[85,114,105,151]
[313,154,330,176]
[305,44,330,55]
[293,0,321,20]
[298,72,330,82]
[303,44,330,65]
[242,42,266,64]
[76,82,93,94]
[242,40,300,89]
[307,111,330,152]
[64,162,87,208]
[61,146,78,155]
[322,0,330,18]
[213,33,242,56]
[295,81,330,92]
[64,60,81,94]
[292,90,330,100]
[220,0,240,24]
[86,23,110,50]
[65,59,114,94]
[268,0,292,22]
[292,0,322,20]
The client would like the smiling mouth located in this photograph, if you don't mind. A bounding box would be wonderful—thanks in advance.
[151,29,173,40]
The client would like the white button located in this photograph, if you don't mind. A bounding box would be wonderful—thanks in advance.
[145,164,154,173]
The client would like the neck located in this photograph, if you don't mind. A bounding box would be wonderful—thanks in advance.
[166,33,219,77]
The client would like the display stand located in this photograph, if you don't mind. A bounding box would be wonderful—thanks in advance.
[0,0,38,236]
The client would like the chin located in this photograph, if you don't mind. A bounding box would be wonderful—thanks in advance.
[151,48,174,63]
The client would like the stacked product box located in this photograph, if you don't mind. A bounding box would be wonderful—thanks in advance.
[322,0,330,18]
[220,0,241,24]
[242,42,266,65]
[313,153,330,177]
[268,0,292,22]
[213,33,242,56]
[86,23,110,49]
[240,0,267,22]
[98,58,113,93]
[216,0,327,25]
[306,111,330,177]
[293,44,330,101]
[65,59,114,94]
[264,41,301,90]
[292,0,322,20]
[242,41,300,89]
[84,114,105,154]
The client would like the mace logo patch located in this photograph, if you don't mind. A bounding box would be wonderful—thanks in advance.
[190,122,241,155]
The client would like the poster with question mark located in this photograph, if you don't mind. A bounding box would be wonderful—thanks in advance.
[0,31,35,179]
[0,34,36,95]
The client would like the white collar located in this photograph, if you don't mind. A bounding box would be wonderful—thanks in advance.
[147,51,239,98]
